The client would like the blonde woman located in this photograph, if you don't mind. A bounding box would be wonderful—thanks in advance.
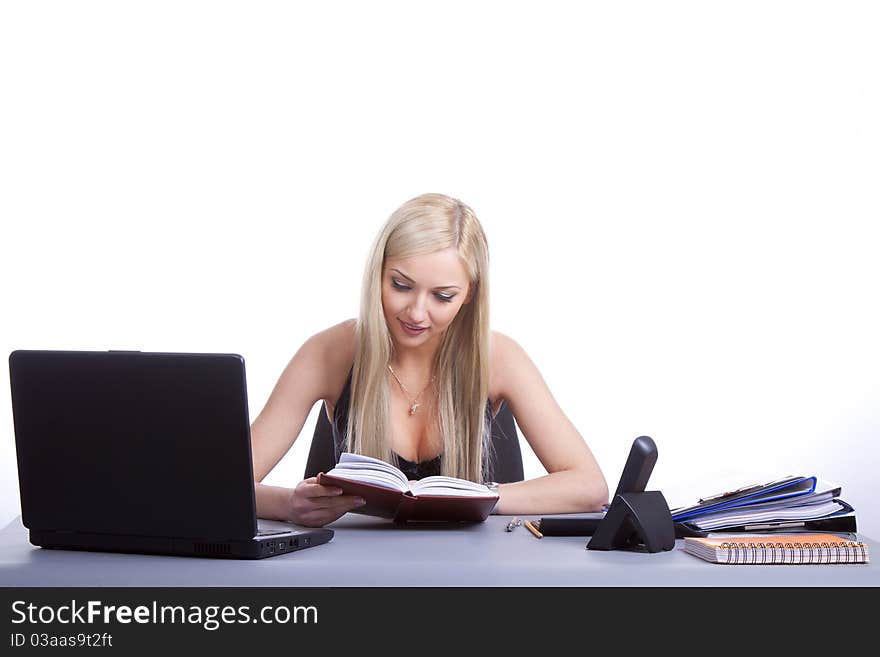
[251,193,609,527]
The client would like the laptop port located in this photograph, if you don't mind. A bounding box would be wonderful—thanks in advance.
[303,537,310,546]
[289,539,297,547]
[268,543,275,553]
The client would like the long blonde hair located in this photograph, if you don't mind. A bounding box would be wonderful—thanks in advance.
[346,193,492,482]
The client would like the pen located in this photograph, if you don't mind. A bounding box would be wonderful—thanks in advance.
[524,520,543,539]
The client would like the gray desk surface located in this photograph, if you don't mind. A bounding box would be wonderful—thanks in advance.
[0,515,876,587]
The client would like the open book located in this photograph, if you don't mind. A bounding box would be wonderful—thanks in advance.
[316,452,499,522]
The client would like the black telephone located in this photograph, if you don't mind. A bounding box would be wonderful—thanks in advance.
[536,435,658,537]
[612,435,658,498]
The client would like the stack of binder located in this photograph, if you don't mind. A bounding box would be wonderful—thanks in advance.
[671,476,856,534]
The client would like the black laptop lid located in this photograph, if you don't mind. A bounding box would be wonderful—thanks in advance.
[9,350,258,541]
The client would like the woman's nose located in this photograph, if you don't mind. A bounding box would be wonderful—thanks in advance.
[407,295,428,321]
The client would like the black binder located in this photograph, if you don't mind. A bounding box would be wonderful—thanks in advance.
[682,513,857,535]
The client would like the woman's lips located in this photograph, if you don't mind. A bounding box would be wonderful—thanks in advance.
[399,320,428,336]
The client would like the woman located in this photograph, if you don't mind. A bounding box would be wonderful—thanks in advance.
[251,193,609,527]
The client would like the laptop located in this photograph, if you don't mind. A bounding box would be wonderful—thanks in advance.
[8,350,333,559]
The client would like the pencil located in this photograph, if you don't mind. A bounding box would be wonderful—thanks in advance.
[524,520,543,539]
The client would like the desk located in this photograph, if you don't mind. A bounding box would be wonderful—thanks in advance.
[0,515,876,587]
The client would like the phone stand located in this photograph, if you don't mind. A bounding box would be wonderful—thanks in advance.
[586,491,675,553]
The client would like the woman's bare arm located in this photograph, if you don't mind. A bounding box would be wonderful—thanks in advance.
[251,319,361,525]
[490,332,609,515]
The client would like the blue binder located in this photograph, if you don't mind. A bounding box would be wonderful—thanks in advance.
[670,475,826,522]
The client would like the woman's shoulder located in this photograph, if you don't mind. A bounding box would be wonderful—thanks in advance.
[315,316,356,366]
[311,319,357,411]
[488,329,523,413]
[489,329,528,368]
[316,318,357,352]
[490,329,521,353]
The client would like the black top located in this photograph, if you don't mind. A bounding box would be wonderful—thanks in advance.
[330,369,448,479]
[304,368,525,484]
[393,454,443,480]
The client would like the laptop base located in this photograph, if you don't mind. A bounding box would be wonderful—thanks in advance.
[30,527,334,560]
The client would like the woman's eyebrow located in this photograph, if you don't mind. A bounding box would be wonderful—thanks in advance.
[390,268,461,290]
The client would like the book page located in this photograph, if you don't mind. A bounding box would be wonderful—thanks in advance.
[324,453,409,492]
[410,476,498,497]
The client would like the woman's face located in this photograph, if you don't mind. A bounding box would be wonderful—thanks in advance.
[382,248,472,350]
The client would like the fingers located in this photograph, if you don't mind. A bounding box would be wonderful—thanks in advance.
[316,494,365,512]
[297,478,364,509]
[294,496,365,527]
[297,478,345,500]
[289,478,365,527]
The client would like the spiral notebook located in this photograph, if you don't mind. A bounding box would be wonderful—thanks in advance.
[684,534,870,565]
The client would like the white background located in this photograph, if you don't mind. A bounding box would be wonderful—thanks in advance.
[1,2,878,536]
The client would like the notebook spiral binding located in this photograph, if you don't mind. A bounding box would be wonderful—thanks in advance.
[718,540,868,565]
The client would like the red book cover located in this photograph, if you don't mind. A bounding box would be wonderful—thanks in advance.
[317,472,498,522]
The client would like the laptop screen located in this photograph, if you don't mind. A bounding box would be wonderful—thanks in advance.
[9,351,258,540]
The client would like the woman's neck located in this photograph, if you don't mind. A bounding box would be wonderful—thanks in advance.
[389,344,437,381]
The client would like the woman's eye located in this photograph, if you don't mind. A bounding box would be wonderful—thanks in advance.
[391,279,454,302]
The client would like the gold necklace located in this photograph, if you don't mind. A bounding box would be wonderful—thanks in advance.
[387,365,434,416]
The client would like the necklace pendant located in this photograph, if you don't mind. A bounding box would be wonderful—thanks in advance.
[409,401,419,416]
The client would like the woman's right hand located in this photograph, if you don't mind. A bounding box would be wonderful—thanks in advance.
[285,477,365,527]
